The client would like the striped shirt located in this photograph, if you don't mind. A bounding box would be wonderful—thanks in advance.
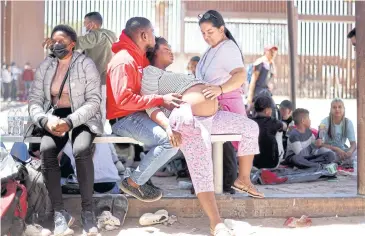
[141,65,205,117]
[285,128,315,160]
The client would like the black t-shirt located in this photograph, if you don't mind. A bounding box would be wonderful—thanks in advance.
[282,116,293,151]
[252,115,283,169]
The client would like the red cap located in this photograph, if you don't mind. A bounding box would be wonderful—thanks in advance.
[264,45,278,51]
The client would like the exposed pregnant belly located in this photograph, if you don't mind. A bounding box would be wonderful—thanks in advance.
[181,84,218,117]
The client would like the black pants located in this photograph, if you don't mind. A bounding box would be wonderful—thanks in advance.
[290,152,335,169]
[223,142,238,192]
[40,108,96,212]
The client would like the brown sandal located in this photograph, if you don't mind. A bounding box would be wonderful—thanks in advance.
[231,180,265,199]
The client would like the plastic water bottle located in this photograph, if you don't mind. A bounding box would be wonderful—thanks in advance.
[14,109,23,135]
[7,109,15,135]
[13,109,23,135]
[319,124,326,139]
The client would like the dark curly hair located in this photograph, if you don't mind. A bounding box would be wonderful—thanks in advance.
[146,37,168,65]
[51,24,78,42]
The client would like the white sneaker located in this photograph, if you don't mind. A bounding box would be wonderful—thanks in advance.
[24,224,52,236]
[213,223,235,236]
[224,219,254,235]
[139,209,169,226]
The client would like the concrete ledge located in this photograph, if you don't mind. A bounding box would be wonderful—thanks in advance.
[63,194,365,219]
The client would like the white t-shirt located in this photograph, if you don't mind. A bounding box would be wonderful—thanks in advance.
[196,39,244,85]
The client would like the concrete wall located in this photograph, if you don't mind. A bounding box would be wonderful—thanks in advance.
[9,0,44,68]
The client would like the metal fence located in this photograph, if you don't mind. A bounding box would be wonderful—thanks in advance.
[295,0,356,99]
[42,0,356,98]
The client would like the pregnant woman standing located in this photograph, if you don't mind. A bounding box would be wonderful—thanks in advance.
[196,10,264,198]
[141,37,259,236]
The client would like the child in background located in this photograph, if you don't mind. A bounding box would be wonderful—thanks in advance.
[318,98,357,166]
[279,100,294,151]
[285,108,336,170]
[252,96,287,169]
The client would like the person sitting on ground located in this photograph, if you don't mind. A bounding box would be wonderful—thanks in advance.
[187,56,200,77]
[142,36,260,235]
[60,141,121,193]
[28,24,103,236]
[251,95,286,169]
[107,17,183,203]
[284,108,336,170]
[279,100,294,151]
[317,98,357,166]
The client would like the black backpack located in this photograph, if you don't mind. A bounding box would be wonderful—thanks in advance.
[23,159,53,224]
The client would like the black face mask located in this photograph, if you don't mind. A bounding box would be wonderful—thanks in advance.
[51,43,70,59]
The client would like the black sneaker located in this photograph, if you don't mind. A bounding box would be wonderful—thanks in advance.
[53,211,74,236]
[119,178,162,202]
[81,211,98,236]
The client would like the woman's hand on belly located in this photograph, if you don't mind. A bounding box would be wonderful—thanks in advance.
[181,84,219,117]
[202,85,222,100]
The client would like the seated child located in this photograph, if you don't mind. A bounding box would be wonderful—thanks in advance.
[279,100,293,152]
[318,98,357,166]
[285,108,336,169]
[252,96,286,169]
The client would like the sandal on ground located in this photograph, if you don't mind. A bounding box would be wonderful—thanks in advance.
[231,180,265,198]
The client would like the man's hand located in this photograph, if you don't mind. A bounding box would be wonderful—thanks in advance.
[202,85,222,100]
[161,93,183,110]
[315,139,323,148]
[166,126,182,147]
[53,119,70,134]
[42,38,54,49]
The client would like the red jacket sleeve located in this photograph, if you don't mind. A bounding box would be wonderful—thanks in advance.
[109,63,163,111]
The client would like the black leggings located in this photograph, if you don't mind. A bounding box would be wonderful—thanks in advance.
[40,108,96,212]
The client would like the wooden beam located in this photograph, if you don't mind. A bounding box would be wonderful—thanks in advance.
[355,1,365,195]
[185,10,287,20]
[298,14,355,23]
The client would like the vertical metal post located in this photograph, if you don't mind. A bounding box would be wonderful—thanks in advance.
[355,1,365,195]
[212,142,224,194]
[287,0,297,109]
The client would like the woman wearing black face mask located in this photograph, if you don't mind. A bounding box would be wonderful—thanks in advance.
[29,25,103,236]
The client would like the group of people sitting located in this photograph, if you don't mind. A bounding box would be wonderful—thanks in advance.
[24,9,357,236]
[251,96,357,176]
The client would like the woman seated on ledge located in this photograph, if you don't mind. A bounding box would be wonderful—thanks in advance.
[141,37,260,236]
[28,25,103,236]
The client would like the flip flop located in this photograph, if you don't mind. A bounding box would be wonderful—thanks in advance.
[139,209,169,226]
[112,195,129,227]
[231,180,264,199]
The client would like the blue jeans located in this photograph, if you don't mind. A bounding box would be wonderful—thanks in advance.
[111,112,178,185]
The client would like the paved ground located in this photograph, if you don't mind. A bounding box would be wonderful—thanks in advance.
[64,216,365,236]
[2,99,362,235]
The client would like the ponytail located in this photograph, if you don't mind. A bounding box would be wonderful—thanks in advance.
[224,28,244,63]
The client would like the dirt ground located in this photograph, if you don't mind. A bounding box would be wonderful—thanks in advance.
[67,216,365,236]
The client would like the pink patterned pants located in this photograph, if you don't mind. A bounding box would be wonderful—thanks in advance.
[169,104,259,194]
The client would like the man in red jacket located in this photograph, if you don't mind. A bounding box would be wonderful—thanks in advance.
[107,17,182,202]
